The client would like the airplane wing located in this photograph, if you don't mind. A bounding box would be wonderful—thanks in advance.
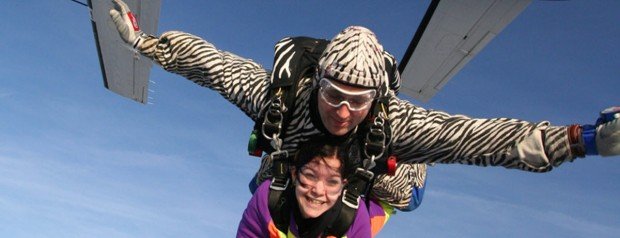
[398,0,532,102]
[88,0,161,104]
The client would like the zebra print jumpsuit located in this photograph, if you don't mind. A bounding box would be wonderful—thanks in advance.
[134,30,575,209]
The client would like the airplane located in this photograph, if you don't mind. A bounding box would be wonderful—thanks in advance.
[399,0,531,102]
[88,0,161,104]
[87,0,533,104]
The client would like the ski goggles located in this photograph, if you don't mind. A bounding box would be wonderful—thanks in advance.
[318,78,377,111]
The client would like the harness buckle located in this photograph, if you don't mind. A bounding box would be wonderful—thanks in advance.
[270,150,289,161]
[341,189,360,209]
[269,150,289,176]
[355,167,375,182]
[269,149,290,191]
[363,118,386,159]
[270,177,290,191]
[341,168,375,210]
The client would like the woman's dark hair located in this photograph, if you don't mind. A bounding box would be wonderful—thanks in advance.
[292,136,361,179]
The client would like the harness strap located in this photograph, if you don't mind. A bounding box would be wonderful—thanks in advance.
[268,183,292,233]
[364,96,395,175]
[269,151,290,190]
[327,168,374,236]
[267,151,292,233]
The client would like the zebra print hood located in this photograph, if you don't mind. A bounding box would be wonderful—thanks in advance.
[317,26,388,90]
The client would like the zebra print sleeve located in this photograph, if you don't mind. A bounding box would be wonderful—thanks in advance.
[389,97,575,172]
[137,31,270,120]
[382,51,401,96]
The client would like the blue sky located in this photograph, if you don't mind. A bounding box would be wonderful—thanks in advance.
[1,0,619,237]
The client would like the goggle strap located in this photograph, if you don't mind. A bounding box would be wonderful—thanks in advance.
[320,78,376,97]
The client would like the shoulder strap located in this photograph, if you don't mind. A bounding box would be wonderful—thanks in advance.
[249,37,329,156]
[271,37,328,142]
[268,173,293,233]
[325,167,374,237]
[264,36,329,233]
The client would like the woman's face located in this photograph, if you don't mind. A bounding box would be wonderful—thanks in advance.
[292,154,345,218]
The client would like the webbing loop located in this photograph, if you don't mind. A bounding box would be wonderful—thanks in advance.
[268,150,290,191]
[262,96,284,141]
[363,116,386,160]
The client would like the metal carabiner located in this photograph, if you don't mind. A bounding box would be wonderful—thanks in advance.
[261,95,285,141]
[262,116,282,141]
[270,136,283,152]
[270,95,287,113]
[373,114,385,127]
[362,155,377,170]
[364,127,386,159]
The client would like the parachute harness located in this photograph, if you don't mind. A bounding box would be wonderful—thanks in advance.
[262,90,291,192]
[246,37,400,236]
[342,100,390,210]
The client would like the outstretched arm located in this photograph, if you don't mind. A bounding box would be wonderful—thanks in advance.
[110,0,269,120]
[390,97,620,172]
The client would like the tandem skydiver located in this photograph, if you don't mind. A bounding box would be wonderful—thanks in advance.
[109,0,427,214]
[109,0,620,236]
[237,137,392,237]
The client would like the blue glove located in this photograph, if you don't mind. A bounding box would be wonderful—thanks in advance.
[583,107,620,156]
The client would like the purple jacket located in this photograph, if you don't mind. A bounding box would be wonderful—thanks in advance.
[237,181,390,238]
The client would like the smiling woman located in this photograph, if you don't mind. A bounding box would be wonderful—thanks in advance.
[291,144,346,220]
[236,137,391,238]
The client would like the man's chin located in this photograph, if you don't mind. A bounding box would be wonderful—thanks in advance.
[328,127,349,136]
